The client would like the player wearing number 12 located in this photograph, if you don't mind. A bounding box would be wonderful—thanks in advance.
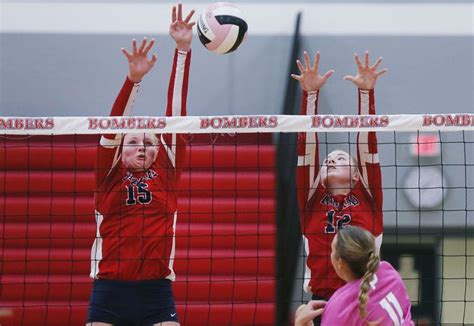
[293,51,387,310]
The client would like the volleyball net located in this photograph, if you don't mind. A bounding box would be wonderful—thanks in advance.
[1,113,473,326]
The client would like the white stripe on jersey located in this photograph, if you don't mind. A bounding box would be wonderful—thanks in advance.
[303,234,312,293]
[100,136,121,148]
[90,210,104,279]
[362,152,380,164]
[160,134,176,167]
[360,90,370,115]
[172,51,187,117]
[358,90,373,197]
[301,91,319,203]
[166,210,178,282]
[124,83,140,116]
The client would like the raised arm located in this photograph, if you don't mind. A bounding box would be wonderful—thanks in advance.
[159,3,194,176]
[96,38,157,186]
[343,51,387,213]
[292,52,334,213]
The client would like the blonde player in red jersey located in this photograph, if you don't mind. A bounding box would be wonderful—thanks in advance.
[292,51,387,325]
[86,4,195,326]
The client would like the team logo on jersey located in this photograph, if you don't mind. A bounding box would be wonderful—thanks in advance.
[123,169,158,185]
[320,193,360,210]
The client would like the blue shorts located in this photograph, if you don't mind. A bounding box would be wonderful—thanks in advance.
[87,279,179,326]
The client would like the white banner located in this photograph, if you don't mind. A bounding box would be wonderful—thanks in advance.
[1,114,473,135]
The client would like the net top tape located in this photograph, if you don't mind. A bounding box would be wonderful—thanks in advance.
[1,114,473,135]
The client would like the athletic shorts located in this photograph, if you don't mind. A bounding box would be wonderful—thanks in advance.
[87,278,179,326]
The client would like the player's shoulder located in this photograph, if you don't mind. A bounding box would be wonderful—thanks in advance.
[378,260,397,273]
[376,261,404,286]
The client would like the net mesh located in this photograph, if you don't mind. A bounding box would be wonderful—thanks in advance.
[0,114,473,326]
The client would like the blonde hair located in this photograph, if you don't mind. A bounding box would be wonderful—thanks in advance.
[335,226,380,318]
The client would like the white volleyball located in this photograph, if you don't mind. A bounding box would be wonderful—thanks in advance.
[197,2,248,54]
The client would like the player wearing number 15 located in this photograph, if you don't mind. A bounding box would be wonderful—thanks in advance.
[293,51,387,310]
[87,4,195,326]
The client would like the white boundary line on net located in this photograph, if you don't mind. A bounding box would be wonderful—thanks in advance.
[1,114,473,135]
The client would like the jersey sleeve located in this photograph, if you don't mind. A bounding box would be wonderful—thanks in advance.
[159,49,191,180]
[356,89,383,213]
[96,77,140,186]
[297,90,321,218]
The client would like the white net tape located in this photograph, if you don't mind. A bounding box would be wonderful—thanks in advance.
[1,113,473,135]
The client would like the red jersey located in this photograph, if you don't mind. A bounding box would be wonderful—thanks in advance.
[90,49,191,281]
[297,89,383,298]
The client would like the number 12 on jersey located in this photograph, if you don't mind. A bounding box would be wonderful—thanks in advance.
[325,210,352,233]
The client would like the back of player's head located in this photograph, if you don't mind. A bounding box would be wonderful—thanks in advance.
[335,226,377,277]
[336,226,380,318]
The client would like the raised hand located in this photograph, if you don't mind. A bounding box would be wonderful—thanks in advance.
[343,51,387,90]
[121,38,157,83]
[169,3,195,52]
[291,51,335,92]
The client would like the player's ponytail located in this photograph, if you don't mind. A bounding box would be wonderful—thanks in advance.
[335,226,380,319]
[358,250,379,317]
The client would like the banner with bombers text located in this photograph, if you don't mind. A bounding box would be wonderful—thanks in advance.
[1,114,473,135]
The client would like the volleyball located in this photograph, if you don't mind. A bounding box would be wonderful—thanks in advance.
[197,2,248,54]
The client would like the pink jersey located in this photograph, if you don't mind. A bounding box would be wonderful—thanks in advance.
[297,89,383,298]
[322,261,414,326]
[90,49,191,281]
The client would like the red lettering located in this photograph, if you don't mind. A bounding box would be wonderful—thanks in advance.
[88,118,98,129]
[380,116,389,127]
[258,116,268,127]
[446,115,460,126]
[239,117,248,128]
[211,118,222,128]
[433,115,445,126]
[422,115,433,126]
[200,118,210,129]
[269,116,278,128]
[312,116,321,128]
[222,117,237,128]
[99,119,111,129]
[157,118,166,129]
[15,119,24,129]
[322,116,333,128]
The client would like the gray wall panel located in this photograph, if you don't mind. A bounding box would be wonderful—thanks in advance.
[1,34,472,116]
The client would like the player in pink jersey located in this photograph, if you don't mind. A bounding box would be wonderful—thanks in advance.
[86,4,195,326]
[292,50,387,324]
[295,226,414,326]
